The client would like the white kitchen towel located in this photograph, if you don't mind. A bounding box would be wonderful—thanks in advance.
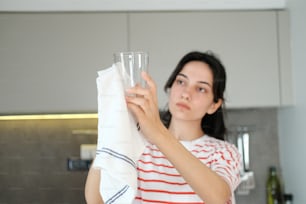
[92,64,147,204]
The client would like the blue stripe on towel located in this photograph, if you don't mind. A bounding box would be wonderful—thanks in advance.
[105,185,129,204]
[97,147,136,168]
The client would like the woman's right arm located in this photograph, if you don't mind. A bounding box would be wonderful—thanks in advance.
[85,164,104,204]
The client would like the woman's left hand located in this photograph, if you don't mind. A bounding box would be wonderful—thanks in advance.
[125,71,167,144]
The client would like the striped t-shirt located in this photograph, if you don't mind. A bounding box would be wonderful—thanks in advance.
[133,135,241,204]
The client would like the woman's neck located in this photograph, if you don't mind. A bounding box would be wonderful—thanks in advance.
[168,119,204,141]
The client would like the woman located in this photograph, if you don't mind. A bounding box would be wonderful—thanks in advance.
[85,51,241,204]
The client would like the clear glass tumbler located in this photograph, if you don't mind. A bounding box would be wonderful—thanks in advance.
[113,51,149,89]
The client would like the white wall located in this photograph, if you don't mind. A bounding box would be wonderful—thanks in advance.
[278,0,306,203]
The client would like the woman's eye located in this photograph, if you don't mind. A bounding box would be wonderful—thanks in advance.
[197,87,206,93]
[176,79,185,85]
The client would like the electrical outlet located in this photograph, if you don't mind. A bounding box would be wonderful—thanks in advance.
[80,144,97,160]
[67,158,91,171]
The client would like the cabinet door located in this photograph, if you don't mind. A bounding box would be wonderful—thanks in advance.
[0,13,128,114]
[278,11,293,106]
[129,11,280,108]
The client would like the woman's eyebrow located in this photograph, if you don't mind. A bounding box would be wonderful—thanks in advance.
[178,73,188,79]
[178,73,211,87]
[198,81,211,87]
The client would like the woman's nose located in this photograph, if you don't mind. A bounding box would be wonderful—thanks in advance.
[181,88,191,101]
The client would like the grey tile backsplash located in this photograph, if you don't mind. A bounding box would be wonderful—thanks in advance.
[227,108,281,204]
[0,108,281,204]
[0,118,98,204]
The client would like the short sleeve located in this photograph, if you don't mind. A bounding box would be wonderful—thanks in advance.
[210,142,242,191]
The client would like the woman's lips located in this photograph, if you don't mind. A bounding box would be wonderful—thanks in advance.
[176,102,191,110]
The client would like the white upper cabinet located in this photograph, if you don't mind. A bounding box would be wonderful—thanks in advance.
[0,11,292,114]
[277,11,293,106]
[129,11,292,109]
[0,13,128,114]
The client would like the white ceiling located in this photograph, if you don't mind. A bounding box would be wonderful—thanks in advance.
[0,0,287,12]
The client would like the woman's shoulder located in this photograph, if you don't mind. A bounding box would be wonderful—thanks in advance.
[201,135,239,152]
[202,136,241,167]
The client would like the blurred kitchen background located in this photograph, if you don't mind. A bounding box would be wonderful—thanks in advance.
[1,0,305,203]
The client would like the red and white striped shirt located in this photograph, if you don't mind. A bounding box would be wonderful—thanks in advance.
[133,135,241,204]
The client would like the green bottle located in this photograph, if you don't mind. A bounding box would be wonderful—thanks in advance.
[266,166,284,204]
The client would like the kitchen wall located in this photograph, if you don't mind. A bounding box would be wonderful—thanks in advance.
[278,0,306,203]
[0,6,290,204]
[0,108,281,204]
[0,118,97,204]
[227,108,281,204]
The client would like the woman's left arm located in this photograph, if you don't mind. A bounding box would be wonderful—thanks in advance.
[153,134,233,204]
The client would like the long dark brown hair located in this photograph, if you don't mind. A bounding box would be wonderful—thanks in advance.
[160,51,227,140]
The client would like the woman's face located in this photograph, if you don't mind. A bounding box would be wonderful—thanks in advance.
[168,61,221,122]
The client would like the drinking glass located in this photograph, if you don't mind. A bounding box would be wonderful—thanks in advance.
[113,51,149,89]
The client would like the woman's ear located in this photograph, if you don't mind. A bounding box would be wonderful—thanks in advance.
[207,99,223,115]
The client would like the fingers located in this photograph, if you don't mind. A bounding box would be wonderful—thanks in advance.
[125,72,159,121]
[125,85,147,96]
[126,94,150,114]
[127,72,158,104]
[125,89,156,118]
[126,73,153,94]
[126,86,157,114]
[142,71,156,91]
[126,100,144,121]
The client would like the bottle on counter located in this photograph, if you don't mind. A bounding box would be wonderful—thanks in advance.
[266,166,284,204]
